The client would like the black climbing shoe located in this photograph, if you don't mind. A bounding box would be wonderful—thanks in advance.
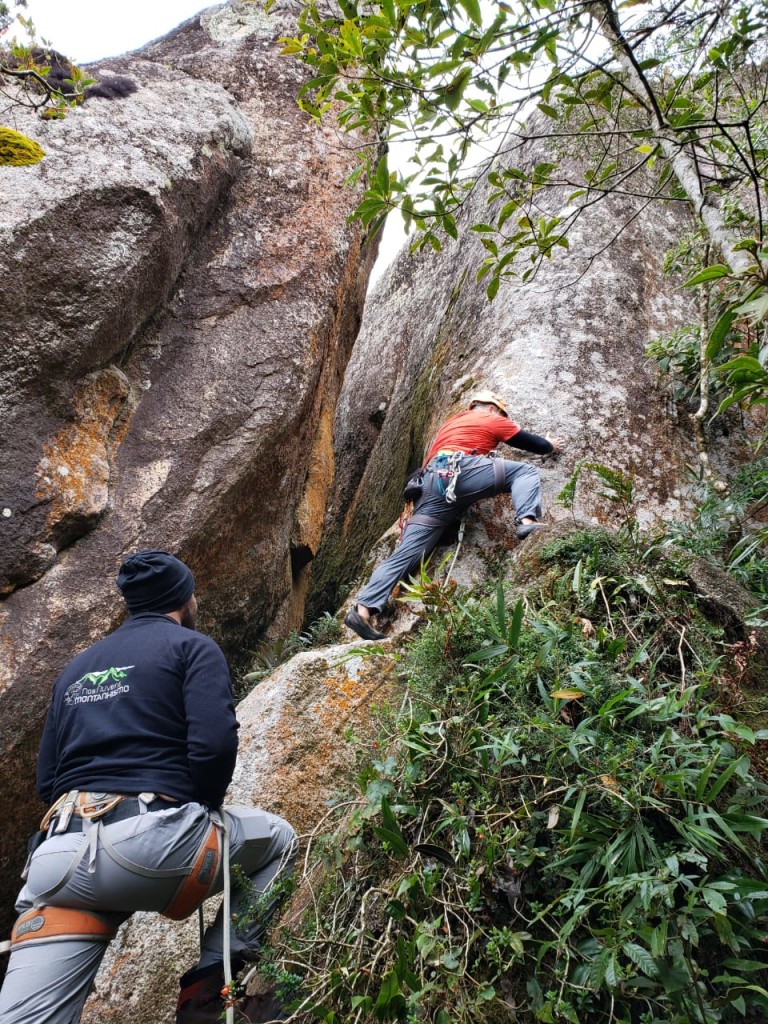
[344,605,386,641]
[516,521,549,541]
[176,961,244,1023]
[176,963,226,1023]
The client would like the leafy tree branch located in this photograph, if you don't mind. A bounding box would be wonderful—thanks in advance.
[280,0,767,287]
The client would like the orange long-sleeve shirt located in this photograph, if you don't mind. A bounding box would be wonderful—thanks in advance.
[424,409,521,464]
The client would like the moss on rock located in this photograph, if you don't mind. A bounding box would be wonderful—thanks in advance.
[0,127,45,166]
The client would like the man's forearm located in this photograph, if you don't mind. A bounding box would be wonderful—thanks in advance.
[508,430,554,455]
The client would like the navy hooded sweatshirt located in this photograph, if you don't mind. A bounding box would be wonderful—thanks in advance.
[36,613,239,809]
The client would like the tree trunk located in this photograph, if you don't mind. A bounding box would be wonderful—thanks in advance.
[588,0,753,276]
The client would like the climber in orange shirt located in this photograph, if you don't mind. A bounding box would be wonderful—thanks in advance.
[345,390,563,641]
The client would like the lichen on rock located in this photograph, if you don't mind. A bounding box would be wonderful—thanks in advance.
[0,126,44,166]
[35,367,131,546]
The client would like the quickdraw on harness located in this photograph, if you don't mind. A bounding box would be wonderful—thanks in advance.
[432,450,464,503]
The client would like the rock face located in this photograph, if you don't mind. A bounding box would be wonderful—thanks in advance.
[80,642,397,1024]
[687,556,768,685]
[0,1,375,923]
[309,144,715,619]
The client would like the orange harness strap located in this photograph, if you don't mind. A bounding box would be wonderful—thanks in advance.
[11,906,117,949]
[162,821,221,921]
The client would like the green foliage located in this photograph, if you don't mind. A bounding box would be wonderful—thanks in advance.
[691,263,768,433]
[285,0,767,444]
[236,613,343,697]
[557,461,638,549]
[663,462,768,603]
[230,863,297,940]
[558,462,635,514]
[646,326,736,412]
[0,124,43,165]
[261,521,768,1023]
[648,224,768,444]
[281,0,768,294]
[1,31,95,117]
[719,353,768,426]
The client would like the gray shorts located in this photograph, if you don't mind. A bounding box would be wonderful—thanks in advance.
[0,802,297,1024]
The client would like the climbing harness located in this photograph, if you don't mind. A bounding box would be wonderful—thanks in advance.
[431,450,464,503]
[0,793,226,957]
[27,792,223,915]
[406,512,446,530]
[431,450,507,503]
[488,451,508,496]
[398,451,508,582]
[164,817,222,920]
[7,906,118,952]
[1,798,291,1024]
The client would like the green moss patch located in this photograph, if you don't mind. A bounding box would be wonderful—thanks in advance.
[0,126,45,166]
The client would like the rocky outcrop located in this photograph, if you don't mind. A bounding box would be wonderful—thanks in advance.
[687,555,768,685]
[310,143,710,619]
[80,641,398,1024]
[0,0,375,922]
[1,46,252,593]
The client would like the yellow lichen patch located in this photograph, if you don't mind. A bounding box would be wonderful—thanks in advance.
[311,666,389,738]
[0,127,45,166]
[36,369,130,530]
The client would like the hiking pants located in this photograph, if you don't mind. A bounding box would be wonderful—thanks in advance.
[356,454,543,613]
[0,802,297,1024]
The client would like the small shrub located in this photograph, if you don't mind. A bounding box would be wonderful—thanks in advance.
[304,611,342,647]
[235,614,344,699]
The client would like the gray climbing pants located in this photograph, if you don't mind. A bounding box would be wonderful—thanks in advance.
[357,454,542,613]
[0,802,297,1024]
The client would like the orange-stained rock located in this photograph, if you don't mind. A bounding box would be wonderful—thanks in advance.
[35,368,131,547]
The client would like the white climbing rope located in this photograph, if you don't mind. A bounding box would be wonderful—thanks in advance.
[444,515,466,586]
[220,812,234,1024]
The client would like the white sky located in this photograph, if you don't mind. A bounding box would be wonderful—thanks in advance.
[9,1,210,61]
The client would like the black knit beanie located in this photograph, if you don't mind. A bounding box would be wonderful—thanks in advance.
[116,549,195,614]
